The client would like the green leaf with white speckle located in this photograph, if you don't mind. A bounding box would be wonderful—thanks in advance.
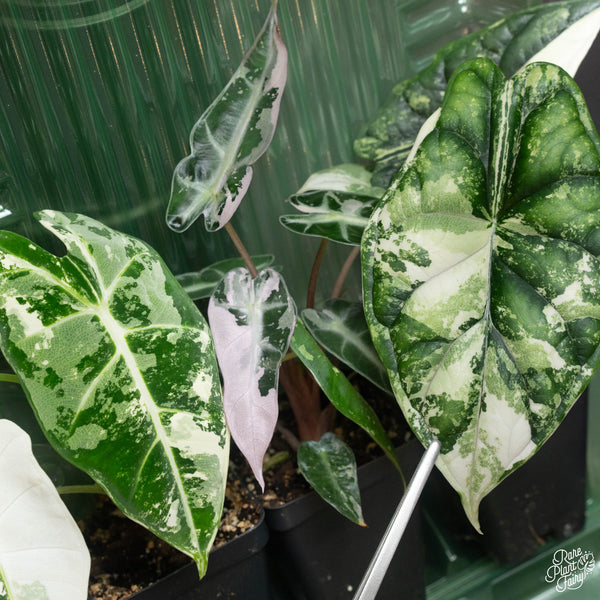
[0,419,90,600]
[280,164,384,245]
[298,432,365,526]
[0,211,229,578]
[362,58,600,532]
[354,0,600,187]
[166,1,287,232]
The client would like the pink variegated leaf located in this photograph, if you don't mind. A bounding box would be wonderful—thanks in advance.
[167,1,288,232]
[208,267,296,488]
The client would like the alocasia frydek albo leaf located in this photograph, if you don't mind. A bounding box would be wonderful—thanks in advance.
[0,211,229,577]
[355,0,600,188]
[362,58,600,531]
[0,420,90,600]
[166,0,287,232]
[208,267,296,489]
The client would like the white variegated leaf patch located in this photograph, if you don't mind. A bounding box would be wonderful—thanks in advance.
[0,420,90,600]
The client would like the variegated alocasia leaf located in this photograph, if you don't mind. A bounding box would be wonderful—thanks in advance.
[0,211,229,577]
[166,0,287,232]
[0,420,90,600]
[354,0,600,188]
[291,319,400,472]
[362,58,600,532]
[208,267,296,489]
[298,432,365,526]
[302,299,392,394]
[176,254,274,300]
[280,164,385,245]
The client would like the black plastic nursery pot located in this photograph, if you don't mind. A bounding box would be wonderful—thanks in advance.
[265,438,426,600]
[128,510,270,600]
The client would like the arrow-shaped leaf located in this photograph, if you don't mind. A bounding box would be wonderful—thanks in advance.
[362,58,600,532]
[302,299,392,394]
[167,1,287,232]
[176,254,274,300]
[208,267,296,489]
[280,164,384,245]
[0,211,229,577]
[0,419,90,600]
[355,0,600,188]
[298,432,365,526]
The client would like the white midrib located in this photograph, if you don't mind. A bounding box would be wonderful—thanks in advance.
[490,80,514,219]
[96,304,198,554]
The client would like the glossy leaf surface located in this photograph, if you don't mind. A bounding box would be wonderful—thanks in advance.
[355,0,600,187]
[176,254,274,300]
[280,164,384,245]
[362,58,600,531]
[0,211,228,576]
[302,299,392,394]
[166,1,287,232]
[0,419,90,600]
[298,432,365,525]
[291,319,400,472]
[208,267,296,489]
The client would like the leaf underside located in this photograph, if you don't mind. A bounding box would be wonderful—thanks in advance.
[0,211,229,576]
[208,267,296,489]
[354,0,600,188]
[362,58,600,531]
[166,2,287,232]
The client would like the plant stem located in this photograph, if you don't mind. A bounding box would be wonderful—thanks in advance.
[332,245,360,299]
[56,483,105,495]
[0,373,19,384]
[306,238,328,309]
[224,221,258,278]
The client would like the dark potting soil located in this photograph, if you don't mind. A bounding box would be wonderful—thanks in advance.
[83,446,263,599]
[82,377,410,599]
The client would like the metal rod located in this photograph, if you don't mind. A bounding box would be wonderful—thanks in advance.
[352,439,441,600]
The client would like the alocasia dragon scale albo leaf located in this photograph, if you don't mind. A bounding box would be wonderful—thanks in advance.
[362,57,600,531]
[0,211,229,577]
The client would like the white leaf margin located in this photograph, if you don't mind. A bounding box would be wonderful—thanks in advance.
[0,419,90,600]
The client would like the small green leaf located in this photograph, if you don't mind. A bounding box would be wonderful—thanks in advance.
[302,299,392,394]
[291,319,400,471]
[362,58,600,531]
[298,432,365,525]
[355,0,600,187]
[0,420,90,600]
[280,164,384,245]
[176,254,274,300]
[0,211,229,577]
[166,2,287,232]
[208,267,296,489]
